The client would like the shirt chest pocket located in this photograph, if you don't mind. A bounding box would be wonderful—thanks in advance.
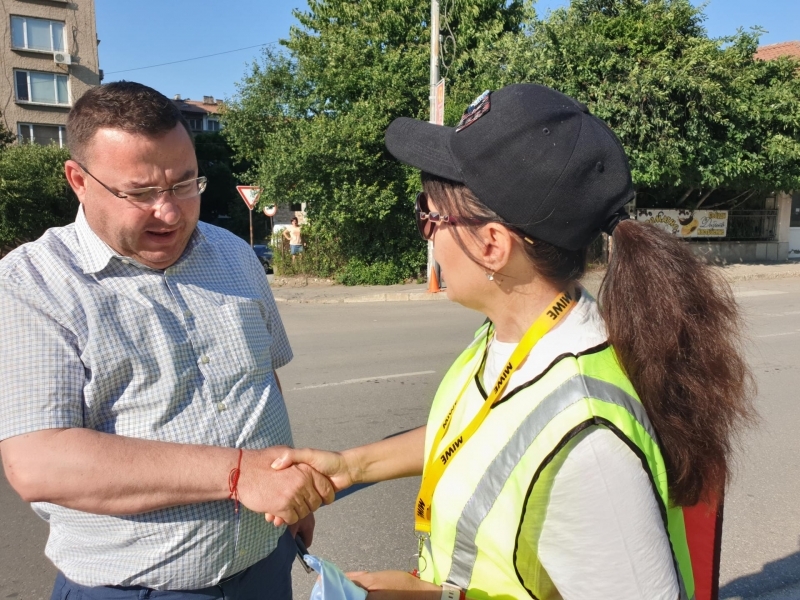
[218,300,273,374]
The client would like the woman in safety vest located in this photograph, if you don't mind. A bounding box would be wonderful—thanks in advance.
[270,84,754,599]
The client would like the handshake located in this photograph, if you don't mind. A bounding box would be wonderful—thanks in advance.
[236,446,354,527]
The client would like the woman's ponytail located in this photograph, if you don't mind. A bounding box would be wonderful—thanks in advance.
[599,220,755,506]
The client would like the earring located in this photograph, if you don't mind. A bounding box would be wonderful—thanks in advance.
[486,272,495,281]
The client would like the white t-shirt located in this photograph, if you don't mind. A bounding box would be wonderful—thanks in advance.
[481,288,679,600]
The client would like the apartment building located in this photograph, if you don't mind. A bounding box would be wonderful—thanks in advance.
[172,95,223,134]
[0,0,100,147]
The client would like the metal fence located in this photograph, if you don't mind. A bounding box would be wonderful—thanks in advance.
[723,210,778,241]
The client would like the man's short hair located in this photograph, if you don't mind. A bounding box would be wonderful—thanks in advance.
[67,81,193,164]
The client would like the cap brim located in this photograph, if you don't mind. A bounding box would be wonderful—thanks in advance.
[385,117,464,183]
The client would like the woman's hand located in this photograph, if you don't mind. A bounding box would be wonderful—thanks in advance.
[347,571,442,600]
[267,428,425,526]
[271,447,356,491]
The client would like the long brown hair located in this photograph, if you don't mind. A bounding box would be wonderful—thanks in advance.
[600,219,755,505]
[422,173,755,506]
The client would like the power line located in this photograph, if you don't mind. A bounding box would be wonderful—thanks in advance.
[105,42,279,75]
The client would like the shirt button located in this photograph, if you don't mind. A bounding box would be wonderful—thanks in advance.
[217,402,227,412]
[121,259,130,265]
[200,355,210,364]
[238,549,246,557]
[184,310,193,318]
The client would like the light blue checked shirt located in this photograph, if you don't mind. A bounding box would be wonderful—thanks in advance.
[0,207,294,590]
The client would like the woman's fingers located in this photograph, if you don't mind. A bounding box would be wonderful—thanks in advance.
[345,571,370,590]
[346,570,442,593]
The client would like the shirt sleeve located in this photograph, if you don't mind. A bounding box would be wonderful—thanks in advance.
[253,260,292,370]
[0,280,85,440]
[516,427,679,600]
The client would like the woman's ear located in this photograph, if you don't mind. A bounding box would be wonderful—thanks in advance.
[477,222,514,273]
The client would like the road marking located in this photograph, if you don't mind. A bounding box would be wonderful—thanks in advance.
[756,310,800,317]
[757,331,800,339]
[735,290,789,298]
[290,370,436,391]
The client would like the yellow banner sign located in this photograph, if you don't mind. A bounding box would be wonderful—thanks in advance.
[635,209,728,238]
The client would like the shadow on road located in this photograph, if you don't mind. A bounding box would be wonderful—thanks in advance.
[720,547,800,599]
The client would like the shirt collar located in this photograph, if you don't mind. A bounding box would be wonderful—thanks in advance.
[74,205,205,275]
[75,205,117,274]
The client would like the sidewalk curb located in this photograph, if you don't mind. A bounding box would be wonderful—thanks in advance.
[721,270,800,283]
[272,266,800,305]
[274,291,450,304]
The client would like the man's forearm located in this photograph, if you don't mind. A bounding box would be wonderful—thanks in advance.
[1,428,243,514]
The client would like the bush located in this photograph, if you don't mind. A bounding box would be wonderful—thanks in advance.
[270,227,343,278]
[335,258,409,286]
[0,143,75,255]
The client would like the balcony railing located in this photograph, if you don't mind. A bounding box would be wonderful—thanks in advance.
[723,210,778,241]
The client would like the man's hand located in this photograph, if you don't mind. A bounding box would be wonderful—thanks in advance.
[0,430,334,518]
[270,448,356,492]
[237,448,334,526]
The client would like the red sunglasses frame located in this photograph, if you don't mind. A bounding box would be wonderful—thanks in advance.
[414,192,486,241]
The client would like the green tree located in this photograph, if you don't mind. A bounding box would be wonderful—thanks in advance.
[194,132,266,242]
[0,144,76,254]
[476,0,800,208]
[223,0,525,283]
[0,115,16,150]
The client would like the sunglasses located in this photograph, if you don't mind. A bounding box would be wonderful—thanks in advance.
[414,192,486,241]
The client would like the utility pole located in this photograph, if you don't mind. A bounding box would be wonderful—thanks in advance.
[427,0,442,292]
[429,0,440,123]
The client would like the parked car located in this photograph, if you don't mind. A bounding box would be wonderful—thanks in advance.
[253,244,273,273]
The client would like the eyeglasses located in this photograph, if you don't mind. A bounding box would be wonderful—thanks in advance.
[414,192,485,241]
[79,163,207,208]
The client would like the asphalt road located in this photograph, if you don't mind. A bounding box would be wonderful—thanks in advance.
[2,278,800,600]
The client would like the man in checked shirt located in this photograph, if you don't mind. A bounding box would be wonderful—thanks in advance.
[0,82,333,599]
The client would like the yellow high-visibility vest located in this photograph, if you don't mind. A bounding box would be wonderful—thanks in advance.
[418,324,695,600]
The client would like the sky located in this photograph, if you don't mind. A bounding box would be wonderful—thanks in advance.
[96,0,800,104]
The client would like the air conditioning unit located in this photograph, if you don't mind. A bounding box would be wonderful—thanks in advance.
[54,52,72,65]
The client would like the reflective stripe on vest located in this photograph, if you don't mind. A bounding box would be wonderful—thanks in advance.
[446,375,659,587]
[424,350,695,600]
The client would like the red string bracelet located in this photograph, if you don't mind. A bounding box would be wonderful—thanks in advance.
[228,448,243,514]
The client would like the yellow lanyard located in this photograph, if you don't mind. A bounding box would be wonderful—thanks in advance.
[414,290,576,535]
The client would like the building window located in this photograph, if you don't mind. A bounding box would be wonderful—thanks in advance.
[18,123,66,147]
[206,119,220,132]
[11,16,66,52]
[15,70,69,105]
[791,194,800,228]
[187,118,202,131]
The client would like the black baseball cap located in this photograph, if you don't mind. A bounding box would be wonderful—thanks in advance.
[384,83,634,251]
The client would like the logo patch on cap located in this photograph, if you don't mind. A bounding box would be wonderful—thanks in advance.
[456,90,491,132]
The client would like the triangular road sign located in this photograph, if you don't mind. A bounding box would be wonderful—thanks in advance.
[236,186,261,210]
